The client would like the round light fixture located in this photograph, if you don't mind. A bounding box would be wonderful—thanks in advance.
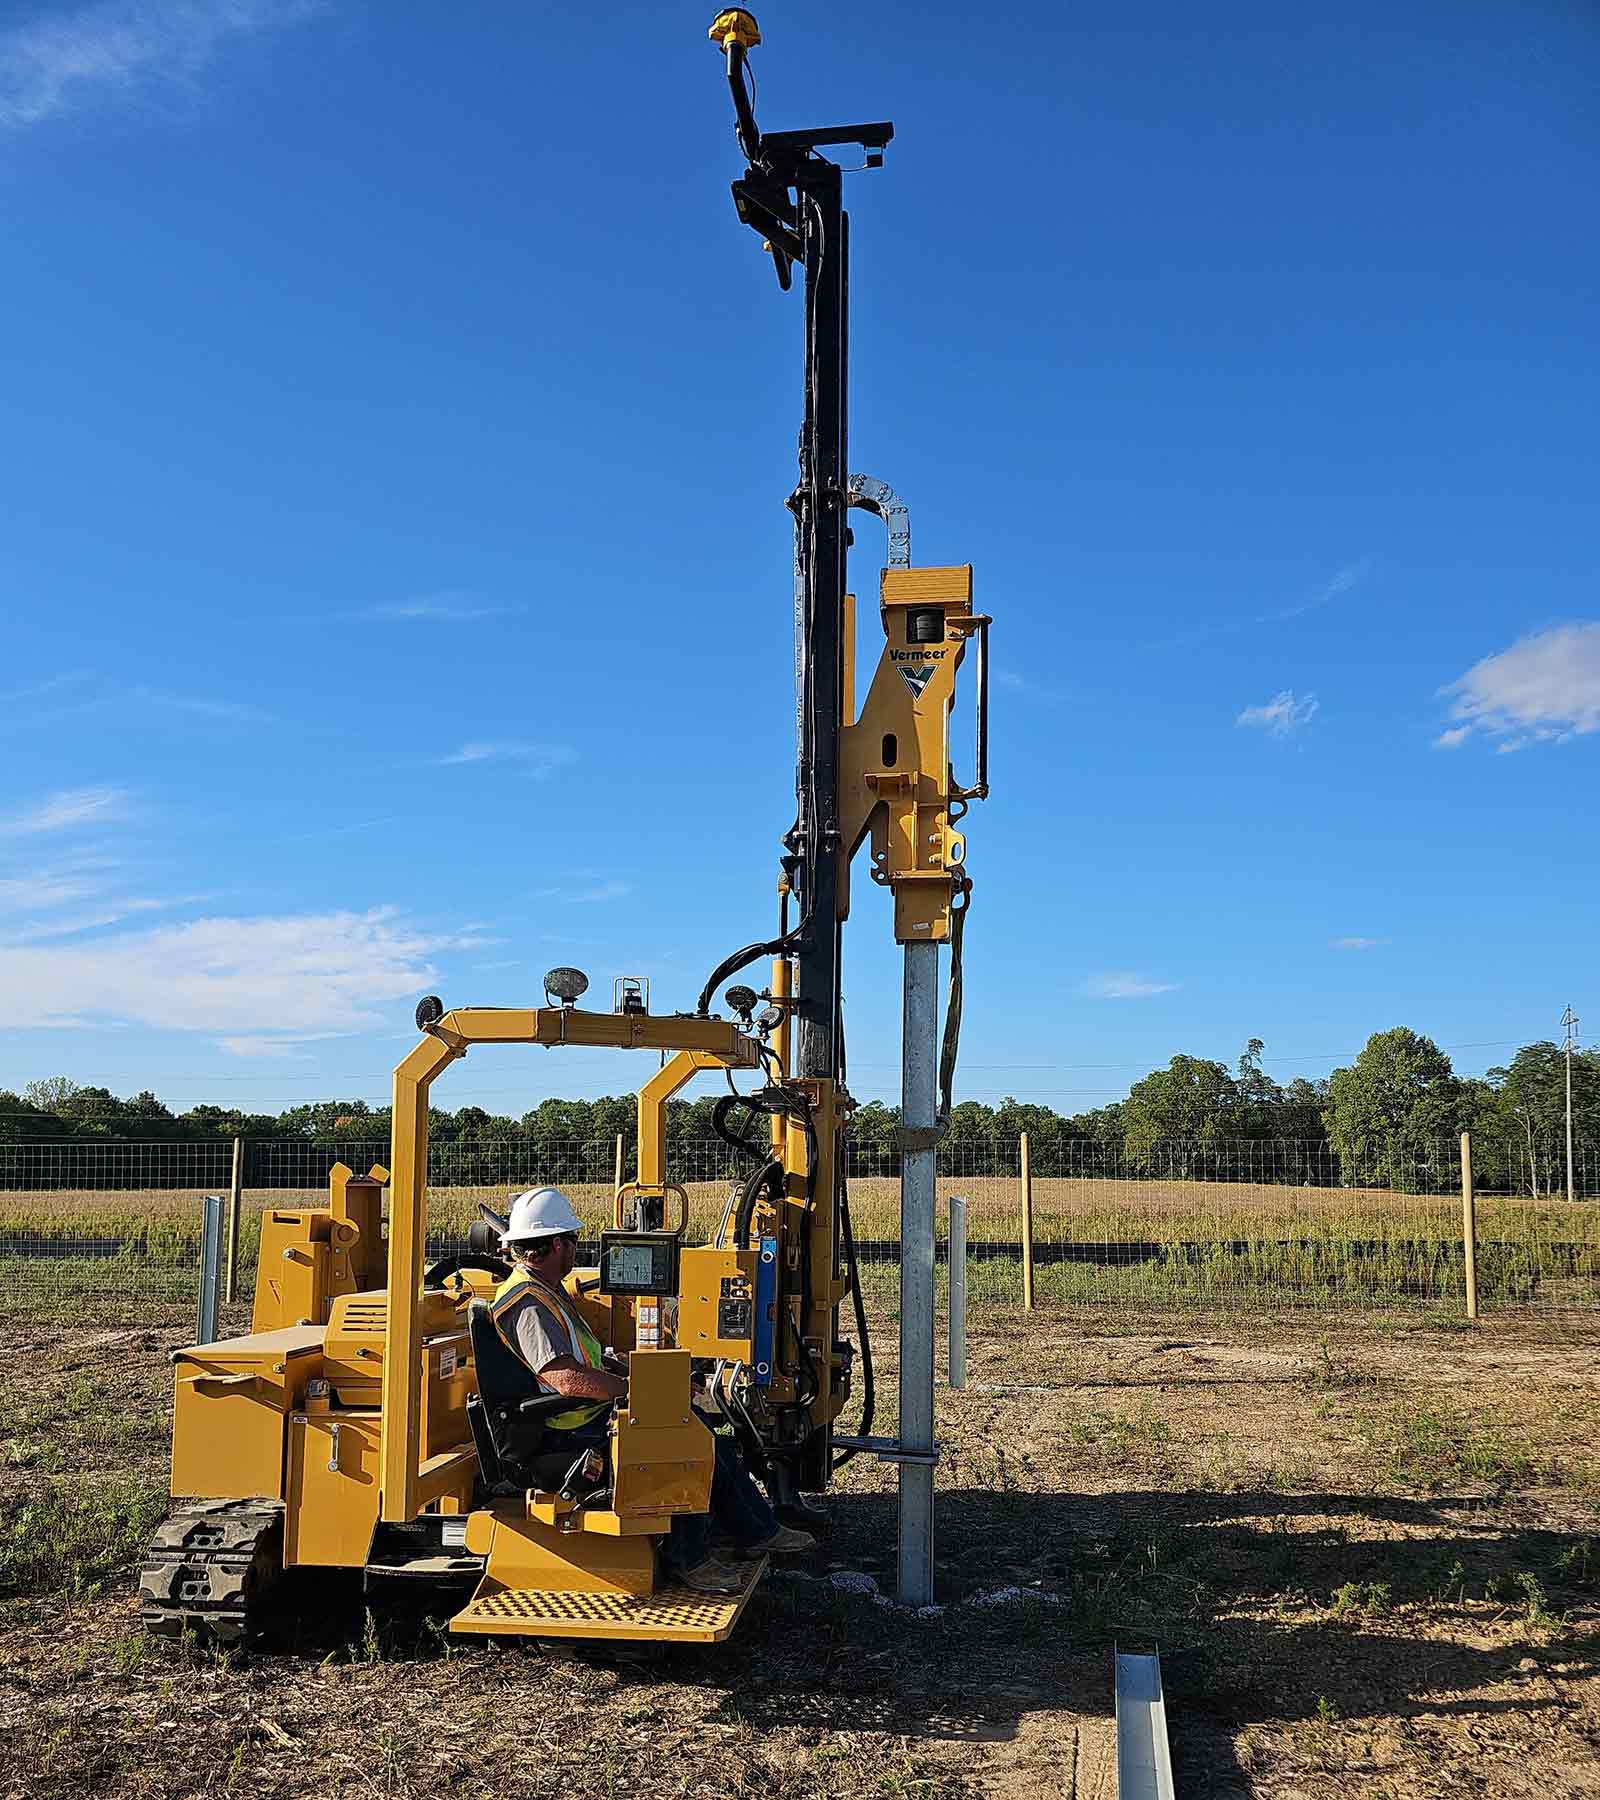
[544,966,590,1006]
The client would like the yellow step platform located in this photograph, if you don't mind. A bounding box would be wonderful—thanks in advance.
[449,1559,766,1643]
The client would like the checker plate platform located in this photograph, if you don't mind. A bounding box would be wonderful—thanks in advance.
[449,1561,766,1643]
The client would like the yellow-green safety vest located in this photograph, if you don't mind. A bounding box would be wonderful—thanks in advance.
[490,1268,609,1431]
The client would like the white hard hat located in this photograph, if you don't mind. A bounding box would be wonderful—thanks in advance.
[503,1186,583,1246]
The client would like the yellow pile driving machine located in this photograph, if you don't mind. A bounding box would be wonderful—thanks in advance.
[140,12,990,1647]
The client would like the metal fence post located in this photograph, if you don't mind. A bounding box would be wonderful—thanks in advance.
[197,1193,225,1344]
[1020,1131,1035,1311]
[1461,1130,1478,1321]
[613,1132,624,1200]
[224,1135,244,1304]
[948,1193,967,1390]
[897,941,939,1610]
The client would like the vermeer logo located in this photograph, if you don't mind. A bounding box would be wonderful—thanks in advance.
[889,646,946,698]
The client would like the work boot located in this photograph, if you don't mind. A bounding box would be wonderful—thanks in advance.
[676,1556,747,1596]
[736,1523,816,1558]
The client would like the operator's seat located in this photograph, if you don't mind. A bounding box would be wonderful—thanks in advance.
[465,1299,611,1499]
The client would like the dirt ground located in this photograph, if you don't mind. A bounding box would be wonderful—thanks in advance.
[2,1301,1598,1798]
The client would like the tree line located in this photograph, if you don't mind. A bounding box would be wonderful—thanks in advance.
[2,1027,1594,1195]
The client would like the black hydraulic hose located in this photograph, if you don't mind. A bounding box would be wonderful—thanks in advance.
[696,921,806,1019]
[831,1172,874,1471]
[936,883,970,1129]
[733,1155,781,1250]
[712,1094,769,1171]
[725,41,760,164]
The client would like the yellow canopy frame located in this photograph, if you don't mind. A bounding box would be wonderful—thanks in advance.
[379,1006,761,1522]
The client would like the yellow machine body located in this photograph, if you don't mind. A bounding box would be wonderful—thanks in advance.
[839,564,988,942]
[154,541,975,1641]
[147,18,989,1653]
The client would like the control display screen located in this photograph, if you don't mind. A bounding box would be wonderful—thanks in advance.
[606,1243,656,1288]
[597,1230,680,1296]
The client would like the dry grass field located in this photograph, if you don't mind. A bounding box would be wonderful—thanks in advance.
[5,1176,1597,1314]
[3,1287,1600,1797]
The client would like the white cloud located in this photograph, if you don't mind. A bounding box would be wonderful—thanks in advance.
[0,786,126,835]
[0,672,94,705]
[0,0,323,131]
[1083,972,1179,1000]
[1272,558,1372,623]
[0,870,109,914]
[0,906,449,1033]
[1148,557,1372,650]
[1236,690,1319,736]
[439,741,577,777]
[533,879,631,904]
[1332,936,1388,951]
[216,1032,345,1058]
[360,593,506,623]
[6,894,211,942]
[1435,623,1600,751]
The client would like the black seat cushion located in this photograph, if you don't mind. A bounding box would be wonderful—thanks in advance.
[466,1298,611,1495]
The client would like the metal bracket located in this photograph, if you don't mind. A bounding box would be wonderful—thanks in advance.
[830,1434,939,1467]
[895,1127,943,1151]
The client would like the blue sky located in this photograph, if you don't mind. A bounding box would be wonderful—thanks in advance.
[1,0,1595,1118]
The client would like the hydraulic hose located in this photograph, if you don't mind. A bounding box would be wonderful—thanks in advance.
[712,1093,770,1171]
[831,1169,874,1470]
[936,882,970,1129]
[733,1155,782,1250]
[696,921,806,1019]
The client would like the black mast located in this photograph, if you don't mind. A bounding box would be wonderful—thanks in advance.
[715,25,892,1081]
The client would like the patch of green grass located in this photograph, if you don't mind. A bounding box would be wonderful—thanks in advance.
[1552,1538,1597,1593]
[1330,1579,1392,1619]
[1304,1338,1378,1390]
[0,1477,167,1597]
[1063,1399,1174,1470]
[1359,1401,1537,1494]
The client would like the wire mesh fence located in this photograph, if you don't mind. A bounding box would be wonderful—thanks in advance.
[1,1133,1595,1319]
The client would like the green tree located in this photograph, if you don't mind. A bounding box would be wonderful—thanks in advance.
[1324,1028,1471,1188]
[1122,1055,1240,1172]
[1486,1041,1600,1197]
[1233,1038,1283,1139]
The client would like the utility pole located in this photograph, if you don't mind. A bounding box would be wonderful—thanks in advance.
[1562,1005,1579,1204]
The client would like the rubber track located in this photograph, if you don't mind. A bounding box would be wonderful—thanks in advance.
[139,1498,284,1643]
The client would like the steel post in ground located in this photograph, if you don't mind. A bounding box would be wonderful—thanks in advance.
[898,941,939,1608]
[224,1135,244,1305]
[948,1194,968,1391]
[1461,1131,1478,1322]
[1020,1130,1035,1311]
[197,1194,224,1345]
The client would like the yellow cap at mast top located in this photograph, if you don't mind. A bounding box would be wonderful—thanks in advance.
[707,10,761,52]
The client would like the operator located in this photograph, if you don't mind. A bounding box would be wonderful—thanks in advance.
[490,1186,813,1596]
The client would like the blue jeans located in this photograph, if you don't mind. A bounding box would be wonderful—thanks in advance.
[548,1408,775,1573]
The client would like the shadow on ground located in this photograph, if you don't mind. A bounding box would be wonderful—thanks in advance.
[243,1484,1599,1796]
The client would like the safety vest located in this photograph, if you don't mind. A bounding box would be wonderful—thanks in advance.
[489,1268,609,1431]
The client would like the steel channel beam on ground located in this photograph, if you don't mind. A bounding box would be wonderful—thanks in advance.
[1115,1651,1176,1800]
[897,940,939,1608]
[196,1193,223,1346]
